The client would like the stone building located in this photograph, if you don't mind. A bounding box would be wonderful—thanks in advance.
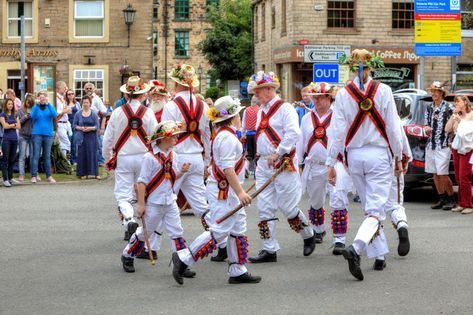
[0,0,155,105]
[252,0,473,102]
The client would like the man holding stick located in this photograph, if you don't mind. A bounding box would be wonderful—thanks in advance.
[247,71,316,263]
[327,50,403,280]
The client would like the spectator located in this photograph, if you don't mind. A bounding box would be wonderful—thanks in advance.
[445,95,473,214]
[17,94,35,182]
[84,82,106,165]
[65,89,81,164]
[114,93,129,109]
[295,86,314,125]
[0,88,4,99]
[424,81,455,210]
[0,98,20,187]
[5,89,22,111]
[241,95,260,175]
[205,98,214,108]
[73,96,100,179]
[55,81,72,158]
[31,91,58,184]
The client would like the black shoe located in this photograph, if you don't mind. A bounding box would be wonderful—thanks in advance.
[342,245,364,281]
[210,247,228,262]
[332,242,345,255]
[136,250,158,260]
[124,231,130,241]
[303,234,316,256]
[315,231,326,244]
[121,255,135,273]
[171,252,188,285]
[249,250,277,263]
[373,259,387,271]
[228,272,262,284]
[431,194,447,209]
[182,268,196,278]
[127,222,139,236]
[442,195,456,211]
[397,227,410,256]
[353,195,361,203]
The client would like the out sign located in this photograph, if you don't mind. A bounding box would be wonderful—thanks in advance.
[313,64,339,83]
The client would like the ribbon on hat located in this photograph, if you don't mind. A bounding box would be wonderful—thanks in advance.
[358,62,364,91]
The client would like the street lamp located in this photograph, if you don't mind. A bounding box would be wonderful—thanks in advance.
[198,64,203,93]
[123,4,136,47]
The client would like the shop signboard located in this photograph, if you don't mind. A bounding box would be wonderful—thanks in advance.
[313,64,339,83]
[304,45,351,63]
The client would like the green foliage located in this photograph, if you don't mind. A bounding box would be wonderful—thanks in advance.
[198,0,252,81]
[204,86,220,100]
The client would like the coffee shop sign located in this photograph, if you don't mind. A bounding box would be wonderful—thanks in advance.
[0,48,59,58]
[372,49,419,63]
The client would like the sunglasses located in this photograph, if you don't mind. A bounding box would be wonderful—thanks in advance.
[67,93,75,95]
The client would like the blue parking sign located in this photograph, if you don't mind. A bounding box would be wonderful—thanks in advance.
[313,64,339,83]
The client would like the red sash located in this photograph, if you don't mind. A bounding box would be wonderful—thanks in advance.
[255,99,285,148]
[173,96,204,148]
[146,151,176,200]
[305,111,332,159]
[344,81,392,153]
[210,127,245,200]
[106,103,149,170]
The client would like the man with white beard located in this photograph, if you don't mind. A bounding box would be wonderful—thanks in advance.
[149,80,169,123]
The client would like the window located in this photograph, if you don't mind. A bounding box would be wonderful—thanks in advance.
[261,3,266,41]
[74,1,104,37]
[153,0,159,20]
[327,0,355,28]
[7,0,33,38]
[175,0,189,20]
[281,0,286,34]
[457,64,473,90]
[254,6,259,42]
[462,0,473,35]
[392,0,414,29]
[271,6,275,29]
[153,31,158,56]
[175,31,190,57]
[73,69,104,101]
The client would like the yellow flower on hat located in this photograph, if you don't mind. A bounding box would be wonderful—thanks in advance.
[208,107,217,122]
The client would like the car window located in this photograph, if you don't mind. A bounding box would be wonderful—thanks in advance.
[394,96,412,120]
[412,99,431,125]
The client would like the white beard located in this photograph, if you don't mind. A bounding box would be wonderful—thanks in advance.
[151,100,165,113]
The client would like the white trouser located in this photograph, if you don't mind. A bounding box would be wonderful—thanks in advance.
[174,153,209,219]
[347,146,392,259]
[256,159,313,253]
[57,122,71,153]
[123,202,185,258]
[147,220,164,251]
[178,184,248,277]
[115,153,144,230]
[385,172,408,230]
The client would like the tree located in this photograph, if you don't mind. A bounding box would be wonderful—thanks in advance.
[198,0,252,81]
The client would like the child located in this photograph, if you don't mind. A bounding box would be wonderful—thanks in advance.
[121,120,193,276]
[171,96,261,285]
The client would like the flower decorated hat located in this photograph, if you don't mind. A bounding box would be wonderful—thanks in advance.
[148,120,186,144]
[208,96,244,124]
[338,49,384,72]
[149,80,169,96]
[168,64,200,88]
[120,76,151,95]
[429,81,448,96]
[307,82,338,98]
[248,71,280,93]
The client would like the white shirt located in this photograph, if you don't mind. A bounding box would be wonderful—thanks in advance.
[56,93,68,122]
[297,107,333,165]
[256,96,300,157]
[452,119,473,154]
[137,146,179,205]
[91,93,107,116]
[102,99,158,161]
[208,126,245,185]
[161,91,211,164]
[326,77,403,166]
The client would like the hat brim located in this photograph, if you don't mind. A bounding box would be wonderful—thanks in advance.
[250,82,280,91]
[148,130,185,144]
[120,83,152,95]
[213,105,245,124]
[430,88,447,95]
[169,75,200,88]
[308,92,335,97]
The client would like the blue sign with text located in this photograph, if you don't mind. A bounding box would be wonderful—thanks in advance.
[414,0,460,13]
[313,64,339,83]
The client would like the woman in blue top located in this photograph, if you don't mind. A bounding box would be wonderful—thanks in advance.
[30,91,58,184]
[66,89,81,164]
[0,98,20,187]
[73,95,100,179]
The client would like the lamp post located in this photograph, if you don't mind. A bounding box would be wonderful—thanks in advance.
[123,4,136,47]
[198,64,203,93]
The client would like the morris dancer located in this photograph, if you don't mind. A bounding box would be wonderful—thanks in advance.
[103,76,158,241]
[148,80,169,123]
[121,120,194,278]
[297,82,354,255]
[172,96,261,285]
[327,50,403,280]
[246,71,316,263]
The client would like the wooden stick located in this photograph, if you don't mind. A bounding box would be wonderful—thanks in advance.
[216,162,287,224]
[179,201,189,214]
[245,182,256,193]
[396,158,401,204]
[141,217,155,266]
